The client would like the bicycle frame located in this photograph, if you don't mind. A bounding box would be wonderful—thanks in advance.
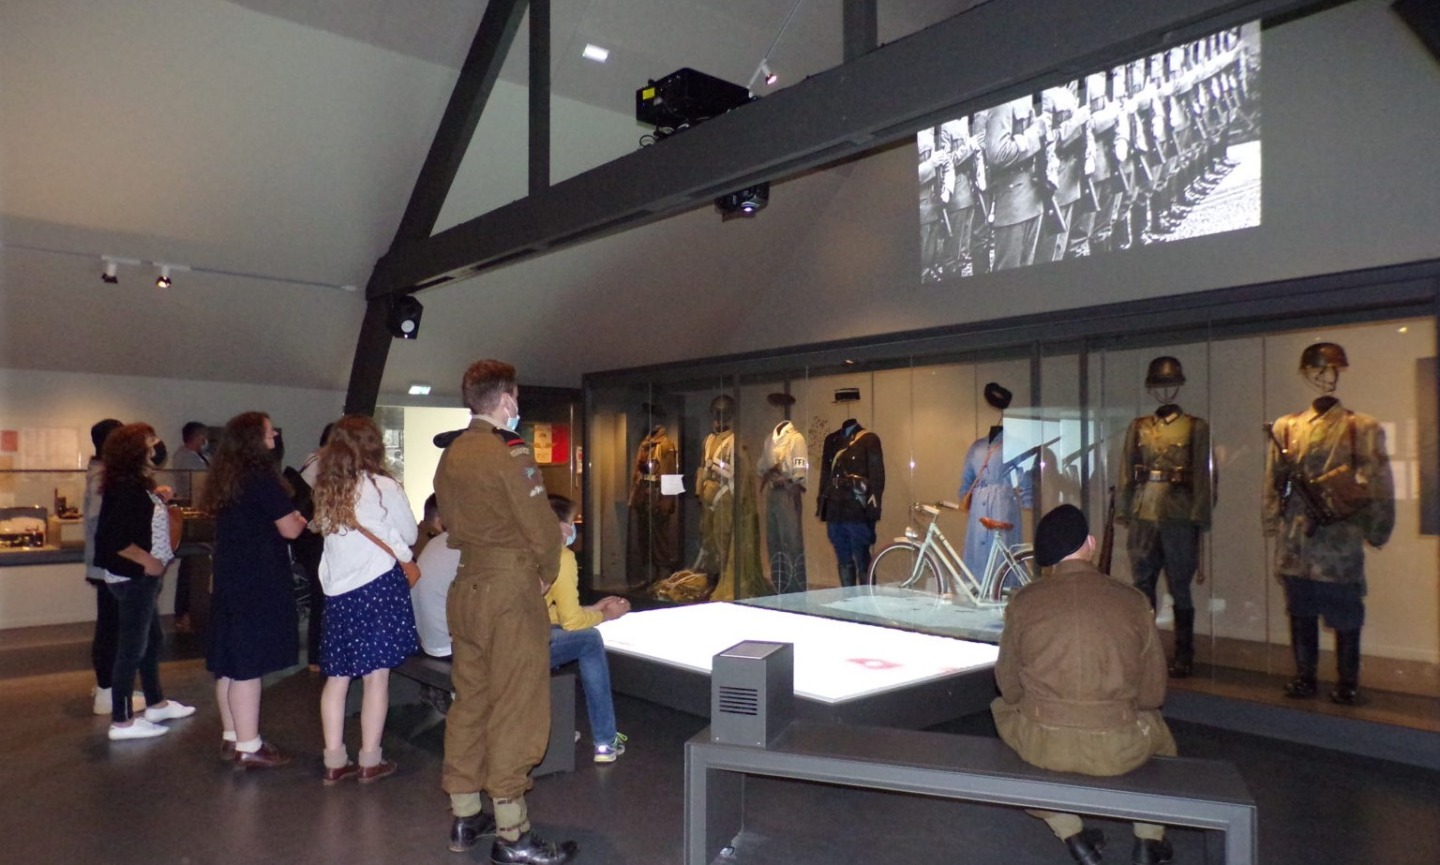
[877,502,1033,606]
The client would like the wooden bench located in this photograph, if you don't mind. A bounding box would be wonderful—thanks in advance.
[391,654,577,777]
[685,721,1256,865]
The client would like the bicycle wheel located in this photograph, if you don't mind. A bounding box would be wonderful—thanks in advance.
[868,543,943,593]
[989,547,1035,602]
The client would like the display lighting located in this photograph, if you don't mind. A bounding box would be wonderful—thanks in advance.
[155,265,172,288]
[101,260,119,284]
[714,182,769,220]
[582,43,609,63]
[408,383,432,395]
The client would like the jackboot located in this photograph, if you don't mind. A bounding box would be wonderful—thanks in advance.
[1064,828,1106,865]
[1331,628,1363,705]
[1284,615,1319,698]
[837,563,858,589]
[1168,607,1195,679]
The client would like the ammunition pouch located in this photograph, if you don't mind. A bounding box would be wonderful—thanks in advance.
[1309,465,1370,522]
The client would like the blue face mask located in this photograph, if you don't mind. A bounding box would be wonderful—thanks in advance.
[505,413,521,432]
[563,523,576,547]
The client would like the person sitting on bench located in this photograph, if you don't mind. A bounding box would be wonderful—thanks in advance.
[545,495,630,763]
[991,504,1178,865]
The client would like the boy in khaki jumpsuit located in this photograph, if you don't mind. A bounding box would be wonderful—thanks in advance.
[435,359,577,865]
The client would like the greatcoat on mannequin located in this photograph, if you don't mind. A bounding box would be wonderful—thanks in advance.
[1116,357,1214,678]
[626,417,680,589]
[695,395,767,601]
[1263,343,1395,705]
[757,393,808,594]
[958,383,1033,582]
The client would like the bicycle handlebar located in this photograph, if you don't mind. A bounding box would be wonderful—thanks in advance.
[913,500,963,517]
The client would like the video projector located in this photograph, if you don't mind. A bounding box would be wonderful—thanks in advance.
[636,67,752,138]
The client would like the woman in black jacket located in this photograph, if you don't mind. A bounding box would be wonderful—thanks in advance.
[95,423,196,740]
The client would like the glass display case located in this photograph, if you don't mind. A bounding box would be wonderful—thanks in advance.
[583,275,1439,731]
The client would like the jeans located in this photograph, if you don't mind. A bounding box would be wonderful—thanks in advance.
[108,576,165,722]
[549,626,616,744]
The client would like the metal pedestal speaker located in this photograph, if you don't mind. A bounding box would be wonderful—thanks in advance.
[710,640,794,747]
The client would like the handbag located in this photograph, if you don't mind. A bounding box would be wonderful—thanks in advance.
[355,525,421,588]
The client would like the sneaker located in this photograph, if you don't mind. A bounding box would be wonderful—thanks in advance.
[593,732,627,763]
[108,717,170,740]
[143,700,197,722]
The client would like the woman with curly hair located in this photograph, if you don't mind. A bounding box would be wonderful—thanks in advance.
[310,414,419,784]
[94,422,197,739]
[203,412,307,768]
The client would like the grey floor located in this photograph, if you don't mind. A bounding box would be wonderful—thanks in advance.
[1,628,1437,865]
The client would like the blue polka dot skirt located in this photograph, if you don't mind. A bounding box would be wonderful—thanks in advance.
[320,564,420,678]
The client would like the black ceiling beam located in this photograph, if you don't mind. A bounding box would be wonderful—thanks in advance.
[843,0,878,63]
[344,0,530,416]
[392,0,530,244]
[370,0,1332,299]
[530,0,551,196]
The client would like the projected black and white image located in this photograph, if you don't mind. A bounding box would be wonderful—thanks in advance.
[917,23,1262,282]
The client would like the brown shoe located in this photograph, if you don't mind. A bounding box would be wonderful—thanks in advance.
[322,762,360,785]
[233,741,291,770]
[357,760,397,784]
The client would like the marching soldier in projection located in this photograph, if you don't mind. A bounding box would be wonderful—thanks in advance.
[1263,343,1395,706]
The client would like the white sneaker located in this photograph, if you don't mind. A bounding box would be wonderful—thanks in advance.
[144,700,196,722]
[593,732,628,763]
[92,688,147,715]
[108,717,170,740]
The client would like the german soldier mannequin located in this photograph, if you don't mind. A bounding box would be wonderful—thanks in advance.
[1116,357,1213,678]
[626,409,680,589]
[817,407,885,588]
[1263,343,1394,705]
[757,394,808,594]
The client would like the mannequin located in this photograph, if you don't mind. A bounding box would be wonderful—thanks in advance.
[1263,342,1395,705]
[757,394,808,594]
[693,395,766,600]
[817,406,885,588]
[626,413,680,589]
[958,383,1033,583]
[1115,357,1214,678]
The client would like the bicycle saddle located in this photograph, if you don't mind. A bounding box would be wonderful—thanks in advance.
[978,517,1014,531]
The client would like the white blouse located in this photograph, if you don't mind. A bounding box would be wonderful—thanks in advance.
[318,474,418,597]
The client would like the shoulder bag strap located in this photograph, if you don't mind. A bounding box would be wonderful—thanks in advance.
[354,524,400,565]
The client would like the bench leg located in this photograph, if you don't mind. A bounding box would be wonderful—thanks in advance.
[685,746,743,865]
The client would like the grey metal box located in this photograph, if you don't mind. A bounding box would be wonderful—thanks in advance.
[710,640,794,747]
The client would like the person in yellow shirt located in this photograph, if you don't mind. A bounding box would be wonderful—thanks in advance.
[544,495,630,762]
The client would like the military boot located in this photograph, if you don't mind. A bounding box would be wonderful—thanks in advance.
[1168,607,1195,678]
[1284,615,1319,698]
[1064,828,1106,865]
[837,564,858,589]
[1331,628,1363,705]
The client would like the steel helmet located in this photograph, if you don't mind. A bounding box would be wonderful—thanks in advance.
[1299,342,1348,372]
[1145,356,1186,388]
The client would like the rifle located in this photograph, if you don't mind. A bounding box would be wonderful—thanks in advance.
[1263,422,1336,537]
[1098,485,1117,574]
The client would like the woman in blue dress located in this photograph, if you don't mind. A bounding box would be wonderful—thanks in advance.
[204,412,308,769]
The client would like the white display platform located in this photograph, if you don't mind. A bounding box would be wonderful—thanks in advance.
[597,601,998,709]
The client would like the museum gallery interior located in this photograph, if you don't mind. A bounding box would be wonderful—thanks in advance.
[1,1,1438,864]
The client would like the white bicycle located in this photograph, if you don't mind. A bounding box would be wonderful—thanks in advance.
[867,500,1035,606]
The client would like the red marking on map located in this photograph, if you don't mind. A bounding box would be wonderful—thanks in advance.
[848,658,900,670]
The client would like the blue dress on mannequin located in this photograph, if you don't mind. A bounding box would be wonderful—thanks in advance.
[958,429,1033,580]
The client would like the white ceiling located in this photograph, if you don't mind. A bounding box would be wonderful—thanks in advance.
[0,0,977,395]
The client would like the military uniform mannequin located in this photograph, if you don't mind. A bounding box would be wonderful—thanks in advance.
[1263,343,1395,705]
[694,395,766,601]
[1116,357,1214,678]
[757,394,808,594]
[958,383,1032,582]
[817,413,885,588]
[626,420,680,588]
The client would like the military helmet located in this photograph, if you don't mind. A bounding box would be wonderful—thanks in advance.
[984,382,1013,411]
[1145,356,1186,388]
[1299,342,1348,372]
